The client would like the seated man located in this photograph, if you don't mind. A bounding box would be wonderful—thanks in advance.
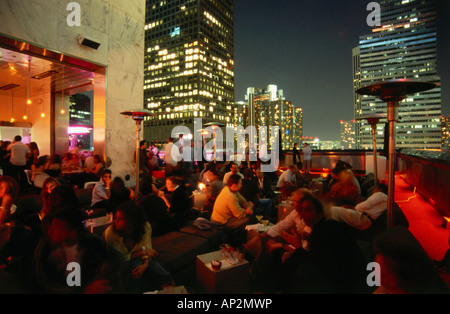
[211,174,254,229]
[329,183,387,230]
[240,169,272,219]
[201,167,224,219]
[276,164,298,189]
[222,162,244,186]
[247,188,313,263]
[256,167,274,199]
[91,169,112,209]
[265,188,312,246]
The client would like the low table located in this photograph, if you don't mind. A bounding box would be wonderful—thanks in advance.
[84,215,113,236]
[196,250,249,294]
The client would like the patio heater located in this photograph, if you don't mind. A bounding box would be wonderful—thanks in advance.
[120,109,154,201]
[204,122,226,163]
[356,79,437,228]
[355,114,386,185]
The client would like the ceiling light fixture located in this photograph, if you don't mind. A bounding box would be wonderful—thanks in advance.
[31,70,59,80]
[10,91,15,123]
[41,82,45,118]
[0,84,20,90]
[27,55,32,105]
[61,67,65,115]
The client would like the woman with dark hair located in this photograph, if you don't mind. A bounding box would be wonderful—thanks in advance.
[0,176,20,224]
[31,155,48,181]
[104,201,173,293]
[40,185,82,235]
[39,177,61,221]
[106,177,134,213]
[44,154,62,177]
[158,176,193,230]
[0,176,35,266]
[84,154,104,179]
[71,154,105,188]
[26,142,40,169]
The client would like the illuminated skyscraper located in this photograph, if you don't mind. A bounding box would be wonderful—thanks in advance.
[340,120,356,150]
[143,0,235,141]
[245,85,303,150]
[442,116,450,151]
[354,0,442,150]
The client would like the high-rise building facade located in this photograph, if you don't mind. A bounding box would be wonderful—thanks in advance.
[143,0,235,142]
[354,0,442,150]
[245,85,303,150]
[340,120,357,150]
[442,115,450,152]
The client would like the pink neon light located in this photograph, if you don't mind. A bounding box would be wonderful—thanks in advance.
[68,126,92,134]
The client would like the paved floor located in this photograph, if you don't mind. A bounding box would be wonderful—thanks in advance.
[394,174,449,261]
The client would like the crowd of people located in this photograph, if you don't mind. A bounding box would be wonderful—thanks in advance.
[0,136,448,294]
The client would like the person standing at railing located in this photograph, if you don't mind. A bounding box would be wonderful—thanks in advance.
[302,143,312,173]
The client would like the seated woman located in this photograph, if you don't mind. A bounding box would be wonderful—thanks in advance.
[84,154,104,180]
[71,154,104,188]
[256,167,275,200]
[31,156,48,181]
[0,176,35,266]
[157,176,193,230]
[26,142,40,170]
[0,176,19,225]
[20,177,61,239]
[106,177,134,213]
[40,185,82,235]
[61,153,80,172]
[104,201,173,293]
[44,154,62,178]
[38,178,61,220]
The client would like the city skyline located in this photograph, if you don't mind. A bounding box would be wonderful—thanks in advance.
[234,0,450,142]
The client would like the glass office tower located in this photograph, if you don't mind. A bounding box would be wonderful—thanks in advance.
[245,85,303,151]
[143,0,235,142]
[354,0,442,150]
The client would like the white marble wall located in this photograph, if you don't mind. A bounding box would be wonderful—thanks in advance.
[0,0,145,186]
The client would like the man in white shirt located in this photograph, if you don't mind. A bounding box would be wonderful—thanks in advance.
[246,188,314,281]
[265,188,313,250]
[302,143,312,173]
[91,169,112,208]
[222,162,244,185]
[7,135,31,188]
[276,164,297,189]
[329,183,388,230]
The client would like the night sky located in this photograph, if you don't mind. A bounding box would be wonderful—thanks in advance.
[233,0,450,142]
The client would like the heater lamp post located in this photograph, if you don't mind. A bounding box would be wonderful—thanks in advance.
[204,122,226,163]
[356,79,437,228]
[120,109,154,201]
[355,114,386,185]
